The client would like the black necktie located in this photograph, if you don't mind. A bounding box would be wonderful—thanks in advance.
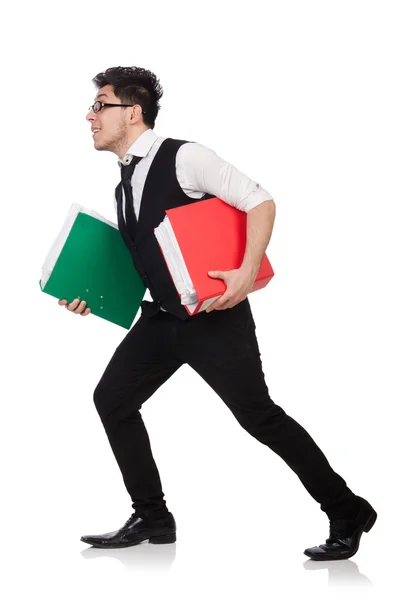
[115,155,143,242]
[114,154,164,318]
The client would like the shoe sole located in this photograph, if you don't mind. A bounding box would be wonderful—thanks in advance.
[81,531,177,549]
[304,508,377,561]
[364,509,377,532]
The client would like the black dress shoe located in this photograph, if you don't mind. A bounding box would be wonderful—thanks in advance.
[304,495,377,561]
[80,512,176,549]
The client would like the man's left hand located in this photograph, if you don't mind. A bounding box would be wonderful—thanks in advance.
[205,268,255,312]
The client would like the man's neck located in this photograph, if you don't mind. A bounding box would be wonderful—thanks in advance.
[118,126,151,159]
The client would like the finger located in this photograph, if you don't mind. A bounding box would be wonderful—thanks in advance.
[207,301,226,312]
[206,303,217,313]
[74,300,87,314]
[214,296,232,310]
[220,298,239,310]
[67,298,80,311]
[58,299,68,306]
[207,300,222,312]
[80,307,91,316]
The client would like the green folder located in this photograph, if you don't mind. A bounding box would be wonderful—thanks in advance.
[39,203,146,329]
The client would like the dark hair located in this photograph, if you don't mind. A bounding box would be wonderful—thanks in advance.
[92,66,163,129]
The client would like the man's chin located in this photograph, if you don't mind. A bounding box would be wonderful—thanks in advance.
[93,140,107,151]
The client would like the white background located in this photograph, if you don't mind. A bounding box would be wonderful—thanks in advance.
[1,0,396,598]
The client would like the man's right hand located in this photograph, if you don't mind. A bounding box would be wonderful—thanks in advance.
[58,298,91,316]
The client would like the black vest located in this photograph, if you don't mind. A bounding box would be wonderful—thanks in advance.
[125,137,214,321]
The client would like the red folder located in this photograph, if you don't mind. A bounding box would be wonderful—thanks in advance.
[156,197,274,315]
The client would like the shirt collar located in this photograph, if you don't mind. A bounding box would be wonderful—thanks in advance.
[117,128,158,167]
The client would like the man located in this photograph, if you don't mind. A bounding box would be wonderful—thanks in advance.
[71,66,376,559]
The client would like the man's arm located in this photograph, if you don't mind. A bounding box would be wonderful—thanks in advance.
[240,199,276,281]
[206,198,276,311]
[177,142,276,310]
[177,142,274,210]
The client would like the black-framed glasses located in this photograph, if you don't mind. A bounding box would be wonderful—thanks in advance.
[88,101,147,115]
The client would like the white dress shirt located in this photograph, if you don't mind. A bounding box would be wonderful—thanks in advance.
[115,128,273,218]
[115,128,274,311]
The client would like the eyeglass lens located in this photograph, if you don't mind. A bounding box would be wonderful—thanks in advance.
[87,101,101,113]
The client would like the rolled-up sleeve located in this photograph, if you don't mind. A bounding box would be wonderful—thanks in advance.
[177,142,274,212]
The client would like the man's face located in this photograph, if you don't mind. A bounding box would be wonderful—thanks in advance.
[86,84,128,153]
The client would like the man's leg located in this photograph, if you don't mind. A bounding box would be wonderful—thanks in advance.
[182,299,360,521]
[93,310,184,519]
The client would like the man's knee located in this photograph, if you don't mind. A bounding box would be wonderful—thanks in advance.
[93,382,110,419]
[236,402,287,437]
[93,382,142,423]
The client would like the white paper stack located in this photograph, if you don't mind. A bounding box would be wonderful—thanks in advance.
[154,215,199,305]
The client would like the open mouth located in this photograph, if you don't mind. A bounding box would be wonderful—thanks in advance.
[93,130,101,137]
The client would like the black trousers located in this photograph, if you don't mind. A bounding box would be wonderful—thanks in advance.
[93,298,360,521]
